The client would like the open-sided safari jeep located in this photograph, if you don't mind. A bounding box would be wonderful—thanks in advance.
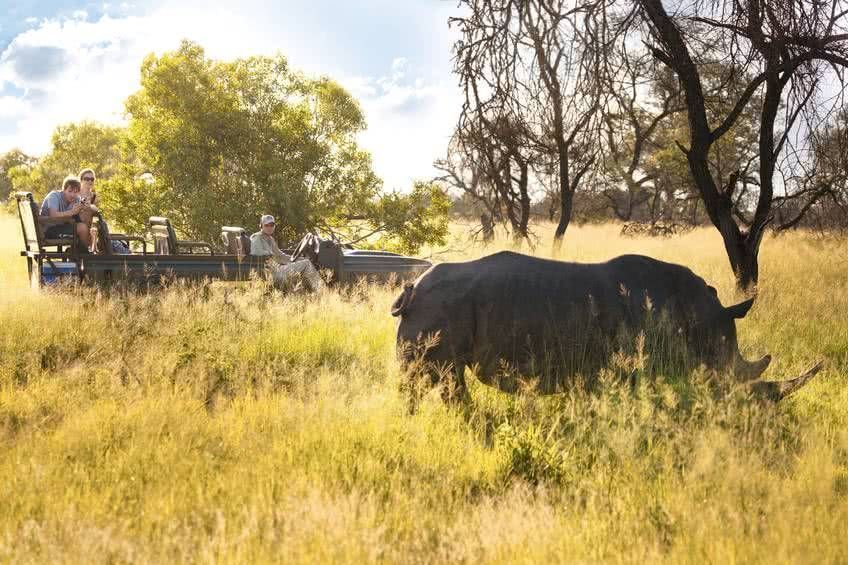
[220,228,432,284]
[15,192,431,288]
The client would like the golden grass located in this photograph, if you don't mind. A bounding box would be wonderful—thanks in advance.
[0,214,846,563]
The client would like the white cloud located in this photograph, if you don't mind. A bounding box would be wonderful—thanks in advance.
[0,2,462,190]
[0,15,157,152]
[0,6,262,154]
[0,96,30,118]
[392,57,408,71]
[343,63,461,189]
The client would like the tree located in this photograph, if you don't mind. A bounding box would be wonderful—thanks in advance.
[599,51,684,222]
[0,149,35,201]
[434,136,506,242]
[449,106,535,244]
[773,108,848,231]
[452,0,605,249]
[638,63,766,226]
[636,0,848,289]
[6,122,122,199]
[103,41,445,254]
[365,181,451,254]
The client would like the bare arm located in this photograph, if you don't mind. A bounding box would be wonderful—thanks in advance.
[270,239,292,265]
[48,202,84,219]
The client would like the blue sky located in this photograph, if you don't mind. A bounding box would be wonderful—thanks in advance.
[0,0,463,189]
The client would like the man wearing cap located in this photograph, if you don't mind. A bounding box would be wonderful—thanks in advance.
[250,214,324,292]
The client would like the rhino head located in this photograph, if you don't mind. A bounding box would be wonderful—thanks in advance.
[703,296,823,401]
[723,297,772,380]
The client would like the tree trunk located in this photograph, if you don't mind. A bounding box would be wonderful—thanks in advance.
[553,189,574,253]
[735,244,759,290]
[517,160,531,243]
[716,221,759,291]
[638,0,770,292]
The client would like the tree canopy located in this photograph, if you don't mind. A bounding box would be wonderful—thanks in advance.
[105,40,448,252]
[5,40,447,255]
[6,122,122,199]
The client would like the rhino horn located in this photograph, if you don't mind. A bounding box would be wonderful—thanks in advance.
[726,297,755,319]
[735,353,772,380]
[748,361,825,402]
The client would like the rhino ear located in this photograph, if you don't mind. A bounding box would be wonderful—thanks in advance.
[726,297,755,319]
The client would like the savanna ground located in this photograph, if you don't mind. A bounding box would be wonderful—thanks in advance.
[0,214,846,564]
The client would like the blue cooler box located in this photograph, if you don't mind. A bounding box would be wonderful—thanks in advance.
[41,261,78,285]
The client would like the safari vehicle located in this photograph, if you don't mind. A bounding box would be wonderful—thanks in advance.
[15,192,431,288]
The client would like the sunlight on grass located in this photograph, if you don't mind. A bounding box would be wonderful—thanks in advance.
[0,214,846,563]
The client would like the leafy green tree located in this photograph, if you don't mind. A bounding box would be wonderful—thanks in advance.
[105,40,445,254]
[1,149,36,200]
[8,122,122,199]
[367,181,451,254]
[643,63,764,225]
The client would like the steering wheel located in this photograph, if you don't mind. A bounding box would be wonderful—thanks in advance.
[290,233,321,264]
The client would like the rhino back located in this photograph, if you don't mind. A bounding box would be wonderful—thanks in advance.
[605,254,724,324]
[397,251,727,387]
[464,253,624,379]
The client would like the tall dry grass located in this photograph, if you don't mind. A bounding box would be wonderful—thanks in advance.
[0,214,846,563]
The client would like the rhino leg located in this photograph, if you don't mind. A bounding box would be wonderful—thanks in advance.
[401,355,468,412]
[397,325,472,410]
[440,364,469,404]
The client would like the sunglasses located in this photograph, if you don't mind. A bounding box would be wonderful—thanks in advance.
[81,177,95,182]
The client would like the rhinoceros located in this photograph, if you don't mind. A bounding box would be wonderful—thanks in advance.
[391,251,821,402]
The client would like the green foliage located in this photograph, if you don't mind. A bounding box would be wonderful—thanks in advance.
[0,149,35,201]
[98,40,445,252]
[7,122,122,199]
[496,420,568,485]
[367,181,452,254]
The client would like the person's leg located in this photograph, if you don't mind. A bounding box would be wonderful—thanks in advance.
[74,210,97,251]
[43,222,87,253]
[270,263,292,289]
[44,223,74,240]
[78,207,94,227]
[271,261,324,292]
[287,260,324,292]
[75,222,91,249]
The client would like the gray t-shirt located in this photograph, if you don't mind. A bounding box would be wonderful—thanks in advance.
[250,231,292,264]
[39,190,75,217]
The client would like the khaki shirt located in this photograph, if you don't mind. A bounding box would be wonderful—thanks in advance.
[250,232,292,264]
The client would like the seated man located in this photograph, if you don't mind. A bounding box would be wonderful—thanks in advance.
[250,214,324,292]
[39,175,92,250]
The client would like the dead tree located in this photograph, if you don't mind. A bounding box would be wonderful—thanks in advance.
[636,0,848,290]
[451,0,605,249]
[451,92,535,243]
[434,136,500,224]
[774,109,848,231]
[599,48,684,222]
